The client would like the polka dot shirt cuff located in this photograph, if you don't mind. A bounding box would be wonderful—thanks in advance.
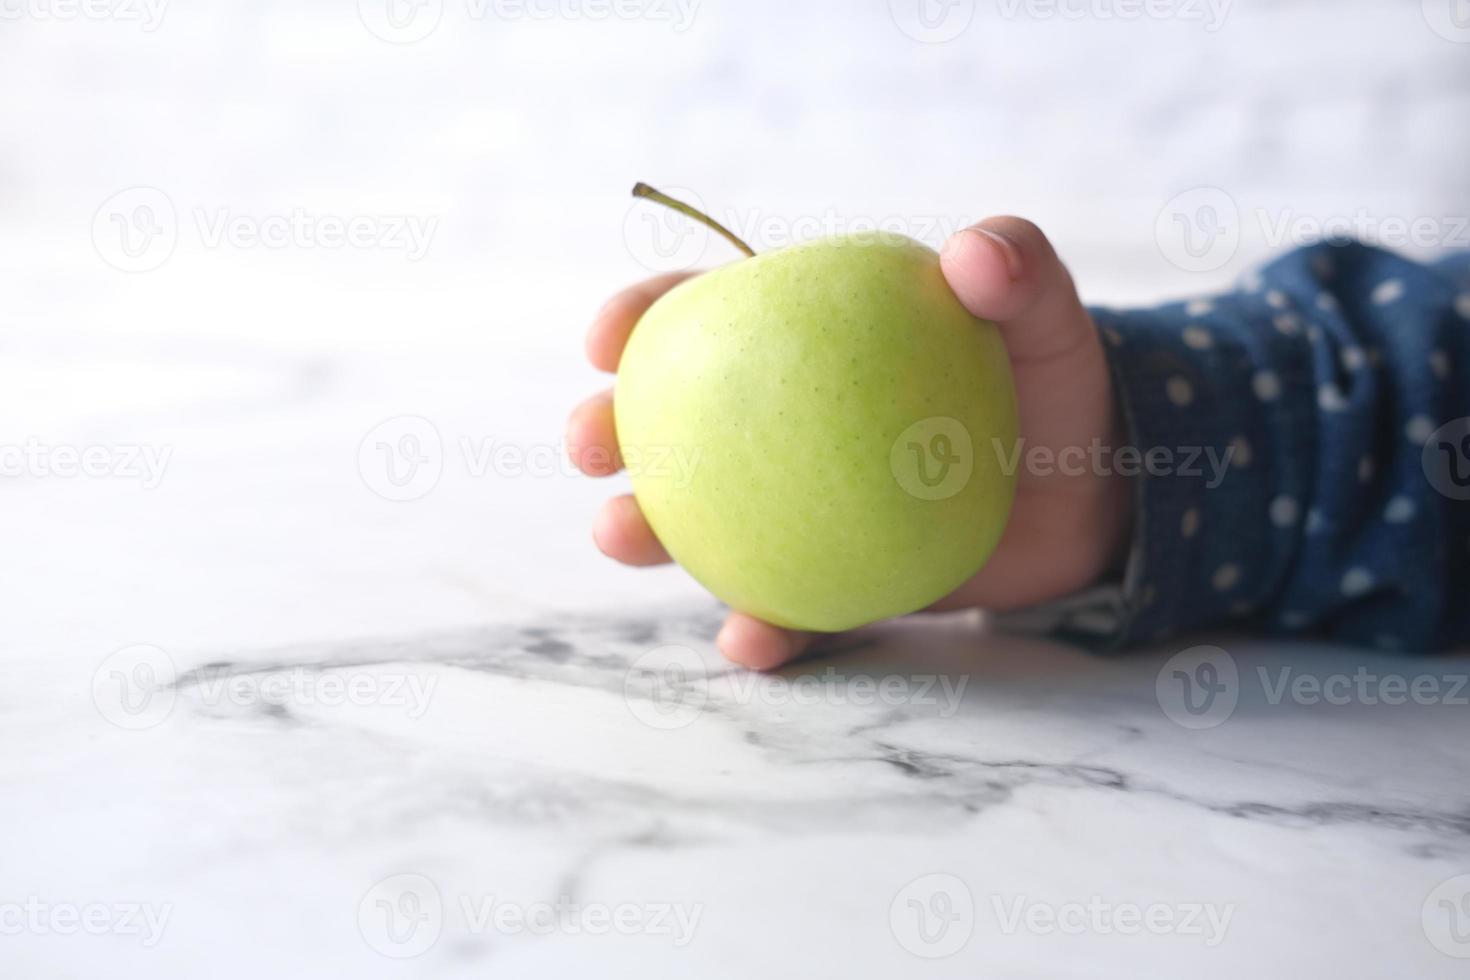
[1031,242,1470,653]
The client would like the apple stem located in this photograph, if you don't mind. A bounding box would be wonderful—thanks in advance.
[632,183,756,258]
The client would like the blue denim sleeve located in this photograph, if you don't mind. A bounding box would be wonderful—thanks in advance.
[1045,242,1470,653]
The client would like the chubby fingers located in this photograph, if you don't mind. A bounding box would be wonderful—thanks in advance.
[573,384,815,668]
[566,389,622,477]
[939,216,1113,477]
[716,612,815,671]
[939,217,1090,364]
[586,271,698,373]
[592,495,672,567]
[586,497,818,669]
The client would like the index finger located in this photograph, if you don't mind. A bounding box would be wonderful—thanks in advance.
[586,271,698,373]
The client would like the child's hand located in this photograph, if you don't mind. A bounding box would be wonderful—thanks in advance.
[567,218,1132,670]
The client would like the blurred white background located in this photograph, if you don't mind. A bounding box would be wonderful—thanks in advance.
[4,0,1469,657]
[2,0,1469,647]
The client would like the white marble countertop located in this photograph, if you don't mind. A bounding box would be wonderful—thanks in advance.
[5,1,1470,976]
[6,348,1470,978]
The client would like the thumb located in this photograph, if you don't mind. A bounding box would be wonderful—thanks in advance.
[939,217,1092,364]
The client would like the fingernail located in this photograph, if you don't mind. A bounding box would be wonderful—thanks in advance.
[940,229,966,259]
[975,227,1024,280]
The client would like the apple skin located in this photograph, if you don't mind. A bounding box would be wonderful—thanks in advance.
[615,234,1019,633]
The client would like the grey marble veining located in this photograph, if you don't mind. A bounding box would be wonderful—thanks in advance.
[11,600,1470,976]
[157,608,1470,850]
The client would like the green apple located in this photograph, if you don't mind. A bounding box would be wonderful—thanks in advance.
[616,186,1019,633]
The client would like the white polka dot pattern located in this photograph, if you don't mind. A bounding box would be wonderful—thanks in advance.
[1080,244,1468,653]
